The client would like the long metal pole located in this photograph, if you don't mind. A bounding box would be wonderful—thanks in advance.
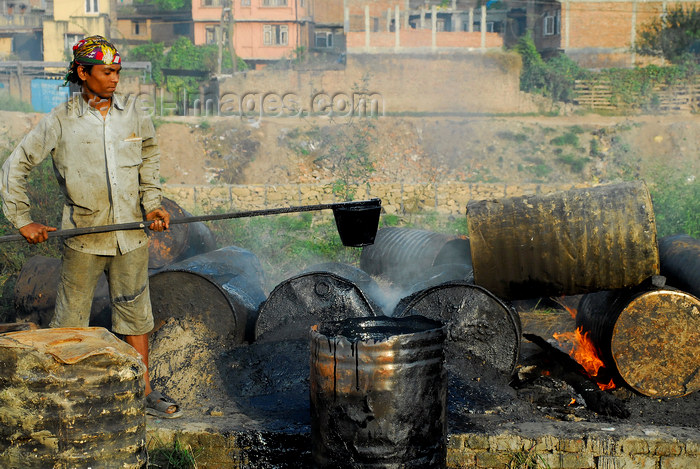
[0,199,380,244]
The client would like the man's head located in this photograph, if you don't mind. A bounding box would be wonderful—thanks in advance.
[65,36,122,99]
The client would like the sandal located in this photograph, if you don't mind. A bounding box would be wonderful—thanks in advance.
[146,390,183,419]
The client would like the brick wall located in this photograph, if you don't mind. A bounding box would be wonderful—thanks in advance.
[216,52,534,116]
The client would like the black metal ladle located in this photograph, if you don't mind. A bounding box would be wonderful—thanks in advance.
[0,198,382,247]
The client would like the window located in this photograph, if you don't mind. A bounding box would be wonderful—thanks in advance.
[65,34,82,53]
[543,11,560,36]
[263,24,288,46]
[132,20,145,36]
[262,0,287,6]
[205,26,217,45]
[486,22,495,33]
[315,31,333,48]
[85,0,99,14]
[201,0,223,6]
[241,0,250,5]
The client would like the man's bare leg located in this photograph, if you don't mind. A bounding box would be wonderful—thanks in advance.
[124,333,177,414]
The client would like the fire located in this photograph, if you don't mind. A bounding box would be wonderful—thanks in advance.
[553,327,616,391]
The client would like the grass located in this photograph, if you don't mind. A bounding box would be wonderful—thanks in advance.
[508,448,551,468]
[148,438,200,469]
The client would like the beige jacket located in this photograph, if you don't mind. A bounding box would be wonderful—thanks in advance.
[0,92,162,255]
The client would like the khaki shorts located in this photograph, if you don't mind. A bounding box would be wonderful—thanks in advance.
[51,245,154,336]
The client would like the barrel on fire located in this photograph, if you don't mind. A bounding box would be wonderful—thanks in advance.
[310,316,447,468]
[577,286,700,398]
[0,327,147,468]
[360,227,471,289]
[466,181,659,299]
[658,234,700,298]
[148,245,267,344]
[148,197,217,270]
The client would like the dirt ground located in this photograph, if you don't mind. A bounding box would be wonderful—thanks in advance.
[2,110,697,188]
[153,113,700,188]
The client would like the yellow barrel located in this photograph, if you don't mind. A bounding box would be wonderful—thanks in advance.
[0,327,147,468]
[467,181,659,299]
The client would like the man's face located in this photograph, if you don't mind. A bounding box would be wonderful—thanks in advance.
[78,64,121,100]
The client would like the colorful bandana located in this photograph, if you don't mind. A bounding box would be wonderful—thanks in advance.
[71,35,121,66]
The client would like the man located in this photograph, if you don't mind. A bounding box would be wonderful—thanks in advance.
[0,36,181,418]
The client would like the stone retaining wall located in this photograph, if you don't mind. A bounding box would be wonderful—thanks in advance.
[162,182,593,216]
[147,421,700,468]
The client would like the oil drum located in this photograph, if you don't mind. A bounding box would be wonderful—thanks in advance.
[658,234,700,298]
[394,282,520,374]
[256,271,378,342]
[360,227,471,289]
[466,181,659,299]
[13,256,111,329]
[577,286,700,398]
[0,327,147,468]
[148,245,267,344]
[148,197,217,270]
[310,316,447,468]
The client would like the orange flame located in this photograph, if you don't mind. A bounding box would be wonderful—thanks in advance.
[553,327,616,391]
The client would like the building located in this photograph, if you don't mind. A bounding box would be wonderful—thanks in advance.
[114,1,193,48]
[0,0,44,60]
[192,0,313,70]
[42,0,114,62]
[504,0,698,68]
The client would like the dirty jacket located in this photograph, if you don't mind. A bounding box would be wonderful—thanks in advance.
[0,92,162,255]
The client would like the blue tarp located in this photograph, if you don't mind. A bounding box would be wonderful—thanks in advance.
[31,79,70,113]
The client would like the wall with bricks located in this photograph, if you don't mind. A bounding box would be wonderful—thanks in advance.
[162,181,592,216]
[216,52,534,116]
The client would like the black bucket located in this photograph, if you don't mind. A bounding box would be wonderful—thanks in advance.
[310,316,447,468]
[331,199,382,247]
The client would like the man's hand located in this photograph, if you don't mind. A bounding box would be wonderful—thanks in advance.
[146,207,170,232]
[19,223,57,244]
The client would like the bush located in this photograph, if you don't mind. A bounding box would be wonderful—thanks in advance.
[648,171,700,238]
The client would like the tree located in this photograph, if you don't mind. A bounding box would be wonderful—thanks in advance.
[637,4,700,64]
[134,0,191,11]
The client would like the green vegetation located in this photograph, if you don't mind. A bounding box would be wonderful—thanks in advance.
[637,4,700,64]
[556,153,590,173]
[648,170,700,238]
[513,32,589,105]
[0,92,34,112]
[148,438,200,469]
[508,448,551,468]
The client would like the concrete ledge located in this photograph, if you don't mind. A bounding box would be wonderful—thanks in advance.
[146,418,699,468]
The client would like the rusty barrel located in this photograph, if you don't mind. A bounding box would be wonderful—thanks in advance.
[466,181,659,300]
[148,197,217,270]
[13,256,111,328]
[360,227,471,289]
[310,316,447,468]
[577,286,700,398]
[256,270,378,342]
[659,234,700,298]
[0,327,147,468]
[394,282,521,374]
[148,245,266,344]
